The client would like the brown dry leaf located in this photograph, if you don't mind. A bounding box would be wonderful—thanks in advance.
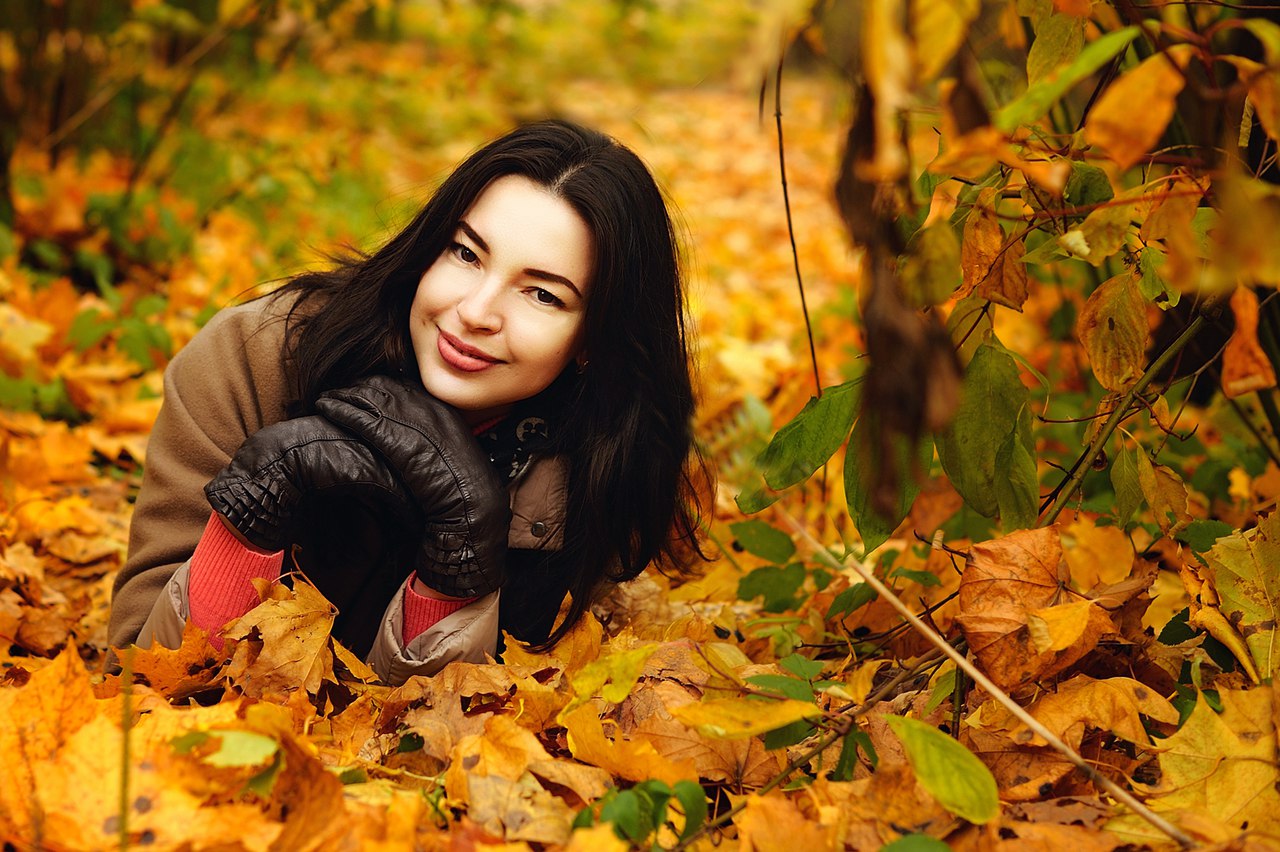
[1222,285,1278,399]
[559,702,698,787]
[956,527,1106,691]
[807,766,955,848]
[625,678,786,788]
[224,577,337,698]
[1084,46,1193,171]
[501,607,603,673]
[1135,452,1192,536]
[1076,272,1149,392]
[1062,519,1133,590]
[736,791,836,851]
[445,715,591,845]
[124,621,225,699]
[959,187,1000,299]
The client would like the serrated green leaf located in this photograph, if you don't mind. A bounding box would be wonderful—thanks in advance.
[1176,519,1235,553]
[845,414,932,554]
[757,380,860,490]
[936,342,1030,517]
[729,519,796,563]
[886,715,999,824]
[996,26,1140,131]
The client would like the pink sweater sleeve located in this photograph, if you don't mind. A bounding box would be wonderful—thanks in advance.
[187,513,283,647]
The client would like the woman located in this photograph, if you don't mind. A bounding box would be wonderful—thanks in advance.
[108,120,706,684]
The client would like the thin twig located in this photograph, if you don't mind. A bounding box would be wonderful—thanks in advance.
[779,509,1197,849]
[1040,308,1215,525]
[773,55,821,400]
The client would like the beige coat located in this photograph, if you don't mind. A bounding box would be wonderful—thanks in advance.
[109,292,567,683]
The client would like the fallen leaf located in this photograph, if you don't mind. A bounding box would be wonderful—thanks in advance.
[957,527,1103,691]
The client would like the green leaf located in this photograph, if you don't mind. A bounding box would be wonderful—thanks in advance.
[885,715,999,824]
[779,653,824,681]
[880,836,954,852]
[996,26,1140,131]
[899,223,962,307]
[1027,13,1084,84]
[672,780,707,842]
[831,730,862,781]
[1063,162,1114,209]
[600,789,646,843]
[1110,447,1143,527]
[763,719,815,750]
[737,563,807,612]
[845,414,932,553]
[1176,519,1234,554]
[729,519,796,563]
[994,409,1039,531]
[173,729,279,769]
[924,667,957,714]
[745,673,815,702]
[757,380,860,490]
[67,309,115,352]
[1139,245,1179,308]
[827,582,878,620]
[936,342,1030,517]
[890,567,942,588]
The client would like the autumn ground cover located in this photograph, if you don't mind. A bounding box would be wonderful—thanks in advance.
[4,1,1280,850]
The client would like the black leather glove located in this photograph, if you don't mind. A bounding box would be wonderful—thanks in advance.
[316,375,510,598]
[205,415,419,554]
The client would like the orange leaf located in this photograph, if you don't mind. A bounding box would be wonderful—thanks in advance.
[1222,286,1278,399]
[1084,46,1193,171]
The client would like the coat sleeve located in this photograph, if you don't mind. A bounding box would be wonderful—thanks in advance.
[107,296,295,650]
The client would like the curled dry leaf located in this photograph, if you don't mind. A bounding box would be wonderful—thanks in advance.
[1221,285,1278,399]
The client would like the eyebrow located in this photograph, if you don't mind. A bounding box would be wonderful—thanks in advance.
[457,220,584,299]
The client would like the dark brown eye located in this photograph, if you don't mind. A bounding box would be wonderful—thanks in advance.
[457,245,478,264]
[533,288,561,306]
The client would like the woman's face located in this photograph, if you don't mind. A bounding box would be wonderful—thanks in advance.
[410,174,594,424]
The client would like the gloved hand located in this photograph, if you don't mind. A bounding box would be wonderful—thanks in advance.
[316,374,510,598]
[205,415,420,554]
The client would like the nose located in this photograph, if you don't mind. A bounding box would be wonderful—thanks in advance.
[455,275,502,332]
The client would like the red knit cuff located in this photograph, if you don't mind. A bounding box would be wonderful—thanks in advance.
[402,573,474,644]
[188,513,283,647]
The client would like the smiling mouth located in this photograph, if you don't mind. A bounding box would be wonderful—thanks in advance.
[437,330,501,372]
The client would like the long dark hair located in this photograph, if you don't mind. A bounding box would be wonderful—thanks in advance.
[272,119,707,647]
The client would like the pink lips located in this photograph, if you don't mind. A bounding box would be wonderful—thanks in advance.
[437,330,501,372]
